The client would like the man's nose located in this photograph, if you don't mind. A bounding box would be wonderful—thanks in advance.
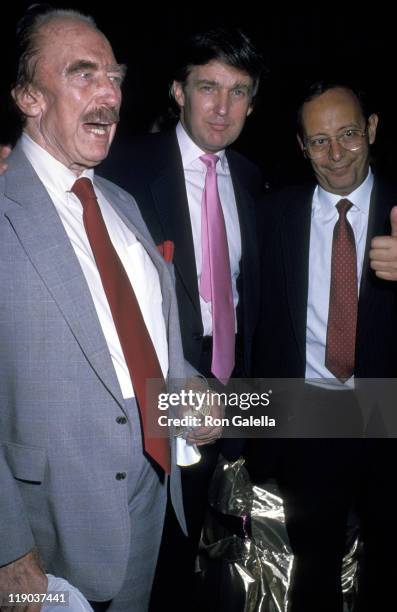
[96,74,121,107]
[214,91,230,116]
[328,137,344,161]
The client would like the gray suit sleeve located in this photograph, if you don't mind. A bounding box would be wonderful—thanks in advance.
[184,359,202,379]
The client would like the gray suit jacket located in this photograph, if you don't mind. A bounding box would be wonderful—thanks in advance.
[0,144,190,600]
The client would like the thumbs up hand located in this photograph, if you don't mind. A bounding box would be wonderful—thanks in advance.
[370,206,397,280]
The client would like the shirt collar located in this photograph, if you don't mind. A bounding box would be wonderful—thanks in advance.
[314,169,374,218]
[176,121,227,171]
[21,132,94,195]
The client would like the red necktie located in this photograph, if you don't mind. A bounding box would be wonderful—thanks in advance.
[71,177,170,473]
[325,198,358,382]
[199,154,235,384]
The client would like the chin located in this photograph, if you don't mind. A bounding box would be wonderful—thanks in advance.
[87,147,110,164]
[81,155,107,168]
[326,174,355,192]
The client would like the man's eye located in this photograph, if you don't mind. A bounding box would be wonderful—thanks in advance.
[109,75,123,85]
[343,129,356,139]
[232,89,246,97]
[311,138,328,147]
[80,72,93,80]
[200,86,214,93]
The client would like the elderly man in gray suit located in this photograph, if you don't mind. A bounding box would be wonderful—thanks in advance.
[0,7,218,612]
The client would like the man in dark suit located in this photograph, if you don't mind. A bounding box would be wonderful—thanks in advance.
[99,27,265,611]
[251,82,397,612]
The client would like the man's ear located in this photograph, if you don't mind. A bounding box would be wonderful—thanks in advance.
[171,80,185,109]
[367,113,379,145]
[297,133,304,151]
[297,133,307,157]
[11,84,44,118]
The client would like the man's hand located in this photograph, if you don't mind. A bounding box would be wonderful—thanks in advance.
[370,206,397,280]
[0,145,11,175]
[186,398,224,446]
[0,549,47,612]
[181,377,224,446]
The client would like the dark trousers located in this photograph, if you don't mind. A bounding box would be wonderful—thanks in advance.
[278,438,359,612]
[262,386,397,612]
[149,338,219,612]
[354,439,397,612]
[150,336,246,611]
[149,443,219,612]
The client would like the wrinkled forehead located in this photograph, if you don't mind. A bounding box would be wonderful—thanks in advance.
[36,17,117,73]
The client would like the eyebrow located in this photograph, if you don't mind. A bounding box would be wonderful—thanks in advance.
[306,123,365,138]
[195,78,251,91]
[65,60,127,78]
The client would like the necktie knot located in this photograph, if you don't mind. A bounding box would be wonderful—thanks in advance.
[71,177,97,206]
[200,154,219,170]
[336,198,353,217]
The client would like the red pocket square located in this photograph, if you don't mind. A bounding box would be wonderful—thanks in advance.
[157,240,174,263]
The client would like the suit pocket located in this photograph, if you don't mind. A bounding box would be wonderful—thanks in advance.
[3,442,47,484]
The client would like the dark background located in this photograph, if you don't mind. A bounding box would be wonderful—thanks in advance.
[2,2,397,185]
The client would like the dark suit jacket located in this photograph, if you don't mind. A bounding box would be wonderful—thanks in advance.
[245,175,397,479]
[99,129,264,376]
[254,174,397,378]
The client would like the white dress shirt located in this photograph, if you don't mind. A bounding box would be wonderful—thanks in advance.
[21,133,168,400]
[176,122,241,334]
[305,170,373,387]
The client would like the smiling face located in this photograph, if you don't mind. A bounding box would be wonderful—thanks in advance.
[13,17,124,175]
[298,87,378,195]
[172,60,254,153]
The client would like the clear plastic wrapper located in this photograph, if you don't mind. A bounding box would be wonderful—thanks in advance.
[198,458,359,612]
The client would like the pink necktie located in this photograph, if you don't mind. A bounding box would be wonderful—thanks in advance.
[199,154,235,384]
[325,198,358,382]
[71,178,170,474]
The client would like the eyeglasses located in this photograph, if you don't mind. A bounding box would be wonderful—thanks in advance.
[303,128,368,159]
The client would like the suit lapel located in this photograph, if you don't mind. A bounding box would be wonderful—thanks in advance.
[359,176,393,299]
[148,135,201,319]
[226,151,260,371]
[357,176,395,339]
[95,175,174,306]
[227,151,259,272]
[281,185,314,365]
[96,176,185,387]
[5,147,124,407]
